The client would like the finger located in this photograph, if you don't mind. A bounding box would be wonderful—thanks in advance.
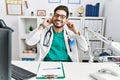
[47,19,49,23]
[70,24,73,28]
[46,19,52,24]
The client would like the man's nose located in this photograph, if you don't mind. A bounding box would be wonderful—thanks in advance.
[57,16,61,20]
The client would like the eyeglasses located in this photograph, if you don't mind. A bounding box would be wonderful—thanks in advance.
[53,13,66,19]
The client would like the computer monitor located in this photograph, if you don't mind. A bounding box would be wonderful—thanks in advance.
[0,19,14,32]
[0,29,12,80]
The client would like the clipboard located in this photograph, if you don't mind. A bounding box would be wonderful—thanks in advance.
[36,62,65,79]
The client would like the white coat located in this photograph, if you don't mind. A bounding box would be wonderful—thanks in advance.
[26,25,88,62]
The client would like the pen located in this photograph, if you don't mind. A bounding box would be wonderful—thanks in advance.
[43,67,61,70]
[68,38,72,52]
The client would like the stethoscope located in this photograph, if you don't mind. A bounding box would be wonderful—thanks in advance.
[43,27,52,47]
[43,27,72,52]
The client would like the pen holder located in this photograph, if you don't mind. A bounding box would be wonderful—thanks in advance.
[43,75,58,80]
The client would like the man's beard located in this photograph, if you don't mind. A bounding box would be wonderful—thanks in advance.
[54,25,63,28]
[53,21,64,28]
[52,23,64,28]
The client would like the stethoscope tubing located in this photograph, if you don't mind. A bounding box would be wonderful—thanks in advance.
[43,27,72,52]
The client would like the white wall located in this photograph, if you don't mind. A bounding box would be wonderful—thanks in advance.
[23,0,105,17]
[104,0,120,42]
[0,0,19,60]
[0,0,105,60]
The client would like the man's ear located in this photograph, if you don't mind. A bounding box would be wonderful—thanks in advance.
[49,18,53,24]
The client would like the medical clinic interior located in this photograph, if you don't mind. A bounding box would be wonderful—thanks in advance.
[1,0,120,80]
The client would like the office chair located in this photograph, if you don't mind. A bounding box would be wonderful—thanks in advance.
[0,19,13,80]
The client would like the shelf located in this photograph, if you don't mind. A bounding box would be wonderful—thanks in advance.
[20,53,37,58]
[20,34,28,39]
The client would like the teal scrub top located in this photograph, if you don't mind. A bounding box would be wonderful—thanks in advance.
[44,30,72,62]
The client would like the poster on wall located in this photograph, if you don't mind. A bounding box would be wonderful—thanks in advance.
[37,10,46,16]
[7,4,22,15]
[68,0,80,4]
[48,0,61,3]
[6,0,22,15]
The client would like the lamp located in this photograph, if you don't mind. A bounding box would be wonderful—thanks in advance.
[84,27,120,62]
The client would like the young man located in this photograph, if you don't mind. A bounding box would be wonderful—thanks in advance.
[26,5,88,62]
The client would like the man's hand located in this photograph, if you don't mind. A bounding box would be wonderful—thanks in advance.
[43,18,52,26]
[66,20,80,35]
[38,18,52,30]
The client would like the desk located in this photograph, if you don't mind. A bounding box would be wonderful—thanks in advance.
[12,61,120,80]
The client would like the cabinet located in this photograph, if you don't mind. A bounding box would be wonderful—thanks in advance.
[18,16,44,61]
[68,17,105,61]
[81,17,105,61]
[18,16,105,61]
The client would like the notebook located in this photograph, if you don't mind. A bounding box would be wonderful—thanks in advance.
[36,62,65,79]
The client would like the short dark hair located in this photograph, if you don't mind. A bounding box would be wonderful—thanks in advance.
[54,5,69,18]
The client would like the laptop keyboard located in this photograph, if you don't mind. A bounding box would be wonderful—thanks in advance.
[11,64,36,80]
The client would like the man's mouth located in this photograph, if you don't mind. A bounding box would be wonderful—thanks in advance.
[55,20,61,24]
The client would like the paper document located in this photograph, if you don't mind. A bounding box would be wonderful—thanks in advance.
[36,62,65,79]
